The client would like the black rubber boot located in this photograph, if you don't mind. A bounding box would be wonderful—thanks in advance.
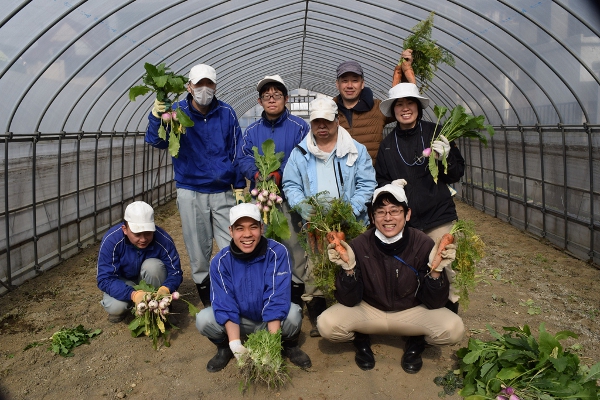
[445,300,459,314]
[291,281,305,311]
[305,297,327,337]
[353,332,375,370]
[196,279,211,308]
[282,335,312,368]
[401,335,426,374]
[206,341,233,372]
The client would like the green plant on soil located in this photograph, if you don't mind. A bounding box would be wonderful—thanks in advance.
[452,323,600,399]
[24,325,102,357]
[238,329,289,392]
[128,62,194,157]
[293,193,366,302]
[450,219,485,309]
[402,12,455,93]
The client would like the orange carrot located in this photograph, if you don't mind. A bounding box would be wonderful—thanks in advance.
[401,63,416,84]
[429,233,454,270]
[392,64,403,86]
[326,231,348,263]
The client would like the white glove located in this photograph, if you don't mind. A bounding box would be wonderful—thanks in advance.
[296,203,315,221]
[152,99,166,118]
[428,239,457,272]
[431,135,451,160]
[327,240,356,270]
[229,339,248,360]
[233,189,245,204]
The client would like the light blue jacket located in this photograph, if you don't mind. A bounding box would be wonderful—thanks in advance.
[282,132,377,222]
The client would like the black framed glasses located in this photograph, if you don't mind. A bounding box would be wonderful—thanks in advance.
[260,93,284,101]
[373,208,404,218]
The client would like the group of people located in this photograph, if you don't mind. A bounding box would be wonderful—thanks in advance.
[96,59,466,376]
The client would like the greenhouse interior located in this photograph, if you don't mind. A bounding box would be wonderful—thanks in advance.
[1,0,599,294]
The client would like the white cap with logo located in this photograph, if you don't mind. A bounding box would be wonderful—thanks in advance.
[229,203,262,226]
[256,75,285,92]
[189,64,216,84]
[124,201,156,233]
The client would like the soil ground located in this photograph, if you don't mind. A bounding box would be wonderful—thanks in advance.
[1,199,599,400]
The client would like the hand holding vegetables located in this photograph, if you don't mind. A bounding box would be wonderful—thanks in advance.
[431,135,450,160]
[131,290,148,305]
[152,99,167,118]
[234,189,245,204]
[327,240,356,271]
[157,286,170,296]
[229,339,249,360]
[428,234,456,272]
[296,203,316,221]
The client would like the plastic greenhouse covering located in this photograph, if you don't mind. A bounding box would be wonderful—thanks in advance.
[1,0,599,292]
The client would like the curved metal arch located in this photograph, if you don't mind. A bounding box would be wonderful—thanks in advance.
[7,1,137,133]
[99,4,310,131]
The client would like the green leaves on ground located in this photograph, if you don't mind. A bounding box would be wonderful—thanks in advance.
[428,104,495,183]
[238,329,289,393]
[402,12,455,93]
[24,325,102,357]
[129,62,194,158]
[455,323,600,399]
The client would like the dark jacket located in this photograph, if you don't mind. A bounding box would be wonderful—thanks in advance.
[374,120,465,231]
[334,227,449,311]
[334,87,395,162]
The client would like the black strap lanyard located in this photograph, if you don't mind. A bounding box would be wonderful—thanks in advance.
[393,255,420,297]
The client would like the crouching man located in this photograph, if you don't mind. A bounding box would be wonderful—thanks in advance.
[317,180,464,373]
[97,201,183,323]
[196,203,312,372]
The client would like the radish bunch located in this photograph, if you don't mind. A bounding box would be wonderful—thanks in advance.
[135,291,180,318]
[250,188,283,221]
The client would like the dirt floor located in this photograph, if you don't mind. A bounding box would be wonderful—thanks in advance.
[1,199,599,400]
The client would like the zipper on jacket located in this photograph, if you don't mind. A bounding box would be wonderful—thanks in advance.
[334,160,344,199]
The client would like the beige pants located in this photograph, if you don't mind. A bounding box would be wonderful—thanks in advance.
[425,221,459,303]
[317,301,464,345]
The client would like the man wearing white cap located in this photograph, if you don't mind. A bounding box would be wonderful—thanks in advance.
[318,180,464,374]
[236,74,309,320]
[282,95,377,337]
[195,203,311,372]
[97,201,183,323]
[333,60,395,162]
[146,64,245,307]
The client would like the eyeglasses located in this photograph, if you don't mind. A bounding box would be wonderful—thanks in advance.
[373,208,404,218]
[261,93,284,101]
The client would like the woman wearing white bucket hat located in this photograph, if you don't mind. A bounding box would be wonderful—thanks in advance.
[374,83,465,313]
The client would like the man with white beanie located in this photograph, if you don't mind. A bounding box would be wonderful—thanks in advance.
[317,180,464,374]
[145,64,245,307]
[97,201,183,323]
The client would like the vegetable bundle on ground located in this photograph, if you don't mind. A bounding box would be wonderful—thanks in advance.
[128,280,199,350]
[249,139,290,241]
[293,193,366,301]
[448,323,600,399]
[237,329,289,393]
[425,104,495,183]
[128,62,194,157]
[24,325,102,357]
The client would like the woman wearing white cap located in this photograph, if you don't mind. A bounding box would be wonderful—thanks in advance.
[317,180,464,374]
[374,83,465,312]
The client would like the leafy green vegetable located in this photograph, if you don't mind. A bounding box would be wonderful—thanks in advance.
[293,193,366,302]
[449,220,485,309]
[427,104,495,183]
[238,329,289,392]
[402,12,455,93]
[250,139,290,241]
[47,325,102,357]
[455,323,600,399]
[129,62,194,158]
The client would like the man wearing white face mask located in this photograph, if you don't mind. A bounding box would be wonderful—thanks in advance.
[146,63,245,308]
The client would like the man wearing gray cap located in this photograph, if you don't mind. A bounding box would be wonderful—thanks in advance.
[146,64,245,307]
[334,60,395,162]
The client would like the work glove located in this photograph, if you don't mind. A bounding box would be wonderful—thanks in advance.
[296,202,315,221]
[254,171,263,183]
[157,286,170,296]
[266,171,282,186]
[233,189,245,204]
[327,240,356,270]
[229,339,249,360]
[151,99,166,118]
[428,237,457,272]
[431,135,451,160]
[131,290,149,305]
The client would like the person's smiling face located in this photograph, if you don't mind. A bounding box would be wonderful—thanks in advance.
[393,97,419,129]
[372,202,411,238]
[229,217,262,253]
